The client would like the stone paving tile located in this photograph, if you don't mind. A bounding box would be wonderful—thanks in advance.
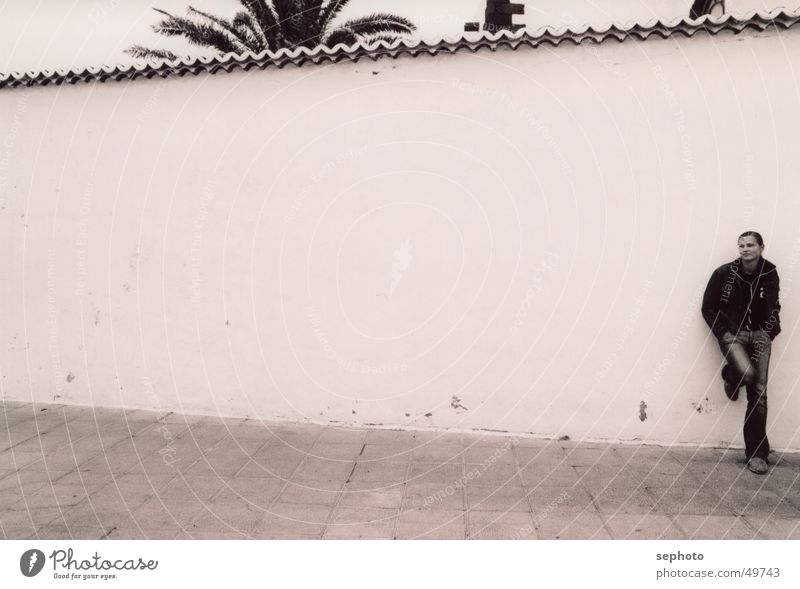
[605,513,686,540]
[467,462,520,485]
[464,445,517,465]
[358,444,412,462]
[637,469,703,488]
[562,447,630,467]
[395,509,466,540]
[2,526,37,540]
[574,465,643,488]
[409,444,464,463]
[676,515,762,539]
[646,485,733,516]
[235,459,300,480]
[527,484,595,513]
[719,487,800,518]
[403,482,464,510]
[536,511,611,540]
[310,443,365,461]
[104,526,182,540]
[325,507,397,539]
[186,501,265,535]
[514,446,570,467]
[292,457,354,481]
[254,503,331,537]
[30,524,110,540]
[744,516,800,539]
[277,482,340,507]
[56,507,134,532]
[591,488,658,515]
[350,461,408,483]
[407,462,463,485]
[466,483,531,513]
[520,464,581,487]
[468,511,537,539]
[1,506,65,529]
[129,496,209,531]
[171,530,238,540]
[223,477,285,507]
[0,451,45,471]
[9,483,92,510]
[339,482,404,509]
[3,402,800,539]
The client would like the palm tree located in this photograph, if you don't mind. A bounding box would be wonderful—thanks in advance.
[126,0,416,60]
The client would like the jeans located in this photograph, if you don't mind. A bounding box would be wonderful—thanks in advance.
[719,329,771,460]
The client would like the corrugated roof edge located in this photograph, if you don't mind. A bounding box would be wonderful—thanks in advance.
[2,8,799,90]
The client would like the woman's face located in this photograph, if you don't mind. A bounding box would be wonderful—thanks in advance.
[738,236,764,262]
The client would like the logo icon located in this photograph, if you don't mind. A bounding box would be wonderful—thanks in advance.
[20,549,45,577]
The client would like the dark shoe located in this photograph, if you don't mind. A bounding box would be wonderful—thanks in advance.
[721,365,739,401]
[747,457,768,475]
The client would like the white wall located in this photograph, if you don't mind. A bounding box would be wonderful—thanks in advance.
[2,27,800,449]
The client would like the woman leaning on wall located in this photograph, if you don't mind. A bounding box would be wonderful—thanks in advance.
[701,231,781,475]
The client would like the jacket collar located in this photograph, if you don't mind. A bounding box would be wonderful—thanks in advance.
[731,257,776,281]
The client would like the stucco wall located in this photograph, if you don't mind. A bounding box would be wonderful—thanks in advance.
[2,28,800,448]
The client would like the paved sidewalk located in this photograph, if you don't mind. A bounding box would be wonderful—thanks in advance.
[2,401,799,540]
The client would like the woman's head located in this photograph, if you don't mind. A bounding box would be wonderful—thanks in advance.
[738,231,764,262]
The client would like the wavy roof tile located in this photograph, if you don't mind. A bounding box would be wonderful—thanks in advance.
[2,9,799,90]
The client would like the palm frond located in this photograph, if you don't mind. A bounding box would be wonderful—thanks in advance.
[361,33,407,46]
[318,0,350,30]
[339,14,416,37]
[187,6,252,51]
[272,0,312,46]
[124,45,180,61]
[131,1,416,58]
[151,8,241,53]
[232,11,267,48]
[239,0,284,48]
[323,26,357,48]
[231,15,266,52]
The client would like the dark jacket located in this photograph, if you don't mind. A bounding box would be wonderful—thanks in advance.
[702,257,781,340]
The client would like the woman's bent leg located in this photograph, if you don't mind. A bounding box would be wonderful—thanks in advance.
[718,333,756,390]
